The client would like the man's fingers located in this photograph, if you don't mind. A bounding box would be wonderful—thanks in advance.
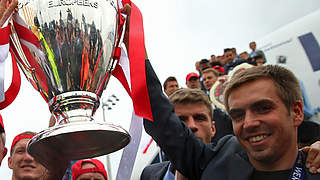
[305,147,318,166]
[121,4,131,16]
[0,0,7,17]
[0,0,17,27]
[301,147,311,154]
[303,142,320,174]
[309,153,320,174]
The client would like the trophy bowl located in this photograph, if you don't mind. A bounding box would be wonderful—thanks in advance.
[10,0,130,167]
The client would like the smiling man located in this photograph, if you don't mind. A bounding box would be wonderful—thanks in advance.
[143,61,320,179]
[223,65,313,178]
[8,131,47,180]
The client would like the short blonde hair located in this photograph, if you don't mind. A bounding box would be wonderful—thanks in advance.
[224,65,302,113]
[202,68,219,77]
[169,88,213,119]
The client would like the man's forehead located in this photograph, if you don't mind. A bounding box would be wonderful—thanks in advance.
[14,138,30,148]
[228,79,278,108]
[175,102,210,114]
[167,81,177,85]
[203,71,214,76]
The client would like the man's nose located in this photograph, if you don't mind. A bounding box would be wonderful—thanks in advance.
[23,152,35,162]
[243,111,260,130]
[186,117,198,133]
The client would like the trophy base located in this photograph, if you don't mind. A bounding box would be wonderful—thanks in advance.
[27,122,130,168]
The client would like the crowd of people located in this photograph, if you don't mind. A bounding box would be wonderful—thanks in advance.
[1,0,320,180]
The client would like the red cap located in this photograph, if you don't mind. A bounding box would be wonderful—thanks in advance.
[212,66,225,75]
[186,72,199,82]
[10,133,35,153]
[72,159,108,180]
[0,114,4,132]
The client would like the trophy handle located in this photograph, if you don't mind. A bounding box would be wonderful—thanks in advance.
[10,21,42,92]
[98,11,128,94]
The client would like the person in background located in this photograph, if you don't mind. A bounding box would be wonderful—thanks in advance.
[209,54,223,67]
[72,159,108,180]
[163,76,179,97]
[141,88,216,180]
[223,48,248,74]
[239,51,249,60]
[185,72,201,89]
[249,41,266,63]
[202,68,219,95]
[253,54,265,66]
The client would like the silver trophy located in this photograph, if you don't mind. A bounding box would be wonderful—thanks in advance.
[10,0,130,167]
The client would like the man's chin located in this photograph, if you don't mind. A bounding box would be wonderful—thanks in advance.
[248,149,275,164]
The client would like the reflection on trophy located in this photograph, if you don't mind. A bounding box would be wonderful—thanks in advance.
[10,0,130,167]
[210,63,254,110]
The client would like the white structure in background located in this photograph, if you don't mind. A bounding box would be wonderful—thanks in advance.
[256,9,320,111]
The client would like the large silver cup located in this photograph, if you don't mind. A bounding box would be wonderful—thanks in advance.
[10,0,130,167]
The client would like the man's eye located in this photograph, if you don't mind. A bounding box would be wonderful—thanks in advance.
[230,112,245,122]
[15,149,25,154]
[178,116,187,122]
[193,114,207,121]
[255,105,272,114]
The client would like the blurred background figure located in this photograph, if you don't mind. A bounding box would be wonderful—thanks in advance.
[202,68,219,95]
[72,159,108,180]
[249,41,266,63]
[185,72,201,89]
[163,76,179,97]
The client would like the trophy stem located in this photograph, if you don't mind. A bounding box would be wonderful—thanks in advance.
[26,91,131,168]
[49,91,99,125]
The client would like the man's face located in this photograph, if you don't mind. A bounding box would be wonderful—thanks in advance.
[175,102,215,144]
[239,52,249,60]
[8,138,46,180]
[228,79,303,168]
[250,42,256,51]
[186,77,201,89]
[76,162,105,180]
[195,62,200,74]
[164,81,179,97]
[210,55,216,63]
[255,58,264,66]
[0,134,7,166]
[199,63,210,74]
[224,50,235,64]
[203,71,218,91]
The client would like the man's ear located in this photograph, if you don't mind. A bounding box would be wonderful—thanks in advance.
[8,155,13,169]
[292,101,304,127]
[211,121,216,138]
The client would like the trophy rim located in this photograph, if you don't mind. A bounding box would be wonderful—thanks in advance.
[27,122,131,168]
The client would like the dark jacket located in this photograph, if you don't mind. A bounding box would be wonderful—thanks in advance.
[211,108,234,144]
[140,161,170,180]
[143,60,320,180]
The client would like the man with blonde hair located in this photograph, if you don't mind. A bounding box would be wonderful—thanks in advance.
[202,68,219,94]
[8,131,47,180]
[141,88,215,180]
[143,61,320,179]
